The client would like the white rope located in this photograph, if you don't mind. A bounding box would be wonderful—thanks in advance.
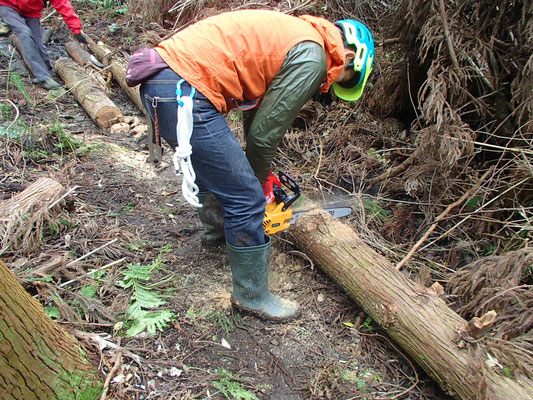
[174,80,201,208]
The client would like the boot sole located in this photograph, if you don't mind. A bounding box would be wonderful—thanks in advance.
[231,297,301,323]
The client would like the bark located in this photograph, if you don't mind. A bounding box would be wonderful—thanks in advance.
[287,209,533,400]
[86,37,144,111]
[64,41,109,90]
[0,177,64,217]
[0,260,103,399]
[54,57,122,129]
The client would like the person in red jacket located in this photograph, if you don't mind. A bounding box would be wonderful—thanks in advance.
[0,0,87,89]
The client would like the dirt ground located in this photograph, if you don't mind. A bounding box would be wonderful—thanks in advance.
[0,6,455,400]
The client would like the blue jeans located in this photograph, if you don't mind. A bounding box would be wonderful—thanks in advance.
[140,68,266,247]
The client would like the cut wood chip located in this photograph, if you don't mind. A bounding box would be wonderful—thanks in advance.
[467,310,498,339]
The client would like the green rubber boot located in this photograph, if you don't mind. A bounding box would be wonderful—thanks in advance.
[197,192,225,246]
[227,236,300,322]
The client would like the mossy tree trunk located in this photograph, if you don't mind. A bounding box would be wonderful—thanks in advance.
[0,260,103,399]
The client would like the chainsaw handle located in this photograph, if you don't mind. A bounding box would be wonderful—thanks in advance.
[276,171,300,211]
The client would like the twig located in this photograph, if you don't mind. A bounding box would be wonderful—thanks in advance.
[59,257,126,288]
[355,330,419,400]
[100,345,123,400]
[64,238,118,268]
[376,37,401,46]
[287,250,314,270]
[48,185,79,210]
[284,0,313,14]
[367,155,415,186]
[418,176,530,253]
[437,0,460,70]
[313,138,323,180]
[73,330,141,364]
[395,168,493,270]
[0,99,19,132]
[41,10,57,23]
[479,285,532,310]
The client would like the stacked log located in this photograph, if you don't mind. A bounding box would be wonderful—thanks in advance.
[54,57,122,129]
[86,37,144,111]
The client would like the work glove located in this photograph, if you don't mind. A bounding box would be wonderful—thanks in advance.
[261,170,282,205]
[75,33,88,45]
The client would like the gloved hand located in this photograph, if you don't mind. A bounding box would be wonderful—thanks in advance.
[75,33,88,45]
[261,170,282,204]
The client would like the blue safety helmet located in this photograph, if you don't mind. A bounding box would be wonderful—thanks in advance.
[332,20,374,101]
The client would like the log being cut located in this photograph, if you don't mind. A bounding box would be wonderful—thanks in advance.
[287,209,533,400]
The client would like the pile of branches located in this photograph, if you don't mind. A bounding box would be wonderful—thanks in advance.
[448,248,533,379]
[372,0,532,250]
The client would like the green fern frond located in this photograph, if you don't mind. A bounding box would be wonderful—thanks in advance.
[9,72,32,103]
[212,369,259,400]
[119,260,175,337]
[134,285,166,309]
[118,263,154,286]
[126,309,175,337]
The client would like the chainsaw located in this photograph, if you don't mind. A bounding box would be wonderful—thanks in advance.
[263,171,352,235]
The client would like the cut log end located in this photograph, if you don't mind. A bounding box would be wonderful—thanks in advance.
[96,106,123,128]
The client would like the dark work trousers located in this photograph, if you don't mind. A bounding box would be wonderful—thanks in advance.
[140,69,266,248]
[0,6,52,81]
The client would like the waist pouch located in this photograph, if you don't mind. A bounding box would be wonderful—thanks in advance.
[125,47,169,87]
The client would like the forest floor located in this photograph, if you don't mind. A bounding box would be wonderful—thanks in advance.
[0,5,455,400]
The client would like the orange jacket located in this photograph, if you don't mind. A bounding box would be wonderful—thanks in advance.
[156,10,345,113]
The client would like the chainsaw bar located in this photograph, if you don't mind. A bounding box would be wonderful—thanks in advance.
[290,207,352,223]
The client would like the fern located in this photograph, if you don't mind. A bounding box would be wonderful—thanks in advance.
[212,368,259,400]
[126,310,174,337]
[118,261,175,337]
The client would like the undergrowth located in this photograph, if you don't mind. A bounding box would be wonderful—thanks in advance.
[117,257,175,337]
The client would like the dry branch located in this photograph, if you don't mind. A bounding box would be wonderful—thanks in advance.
[437,0,459,70]
[0,177,65,256]
[287,209,533,399]
[54,57,122,129]
[395,167,493,270]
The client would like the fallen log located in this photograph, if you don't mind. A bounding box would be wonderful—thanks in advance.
[86,36,144,111]
[0,177,65,256]
[54,57,122,129]
[65,40,98,69]
[287,209,533,399]
[64,41,109,90]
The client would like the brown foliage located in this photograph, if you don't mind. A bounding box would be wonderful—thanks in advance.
[448,248,533,378]
[390,0,531,152]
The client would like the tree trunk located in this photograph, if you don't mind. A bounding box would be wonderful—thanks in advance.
[54,57,122,129]
[86,37,144,111]
[0,260,103,399]
[287,209,533,400]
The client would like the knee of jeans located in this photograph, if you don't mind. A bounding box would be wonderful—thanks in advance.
[225,187,265,225]
[13,26,33,41]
